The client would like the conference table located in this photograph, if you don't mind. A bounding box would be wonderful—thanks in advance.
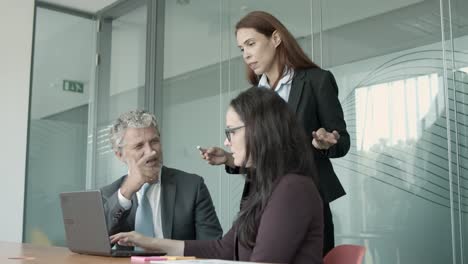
[0,241,271,263]
[1,241,134,263]
[0,241,276,264]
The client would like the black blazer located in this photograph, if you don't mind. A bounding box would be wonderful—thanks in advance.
[100,166,223,240]
[229,67,349,203]
[289,67,349,202]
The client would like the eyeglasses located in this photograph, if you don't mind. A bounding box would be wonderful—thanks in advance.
[224,125,245,142]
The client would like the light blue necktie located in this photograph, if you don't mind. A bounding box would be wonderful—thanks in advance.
[134,183,155,238]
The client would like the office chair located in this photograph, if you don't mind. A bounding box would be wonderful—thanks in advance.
[323,244,365,264]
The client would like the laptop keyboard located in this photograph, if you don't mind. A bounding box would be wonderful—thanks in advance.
[111,249,166,257]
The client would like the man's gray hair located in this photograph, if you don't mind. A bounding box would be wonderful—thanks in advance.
[110,110,159,152]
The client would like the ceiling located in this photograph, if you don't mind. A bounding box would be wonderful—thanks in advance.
[40,0,118,13]
[37,0,468,76]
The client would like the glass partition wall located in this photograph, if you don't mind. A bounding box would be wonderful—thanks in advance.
[24,6,96,246]
[25,0,467,263]
[91,1,149,189]
[159,0,468,263]
[314,0,467,262]
[161,0,468,263]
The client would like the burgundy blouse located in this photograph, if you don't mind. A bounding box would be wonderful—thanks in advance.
[184,173,323,264]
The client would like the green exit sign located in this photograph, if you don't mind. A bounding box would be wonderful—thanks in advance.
[63,80,84,93]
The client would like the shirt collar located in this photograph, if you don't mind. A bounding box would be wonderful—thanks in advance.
[127,165,162,186]
[258,67,294,89]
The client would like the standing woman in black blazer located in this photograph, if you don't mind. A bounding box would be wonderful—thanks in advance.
[200,10,350,255]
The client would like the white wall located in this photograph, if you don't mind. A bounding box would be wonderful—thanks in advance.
[0,0,35,242]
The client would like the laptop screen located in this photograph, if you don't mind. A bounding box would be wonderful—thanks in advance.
[60,190,115,256]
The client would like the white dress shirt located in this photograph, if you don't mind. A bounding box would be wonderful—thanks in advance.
[117,168,164,238]
[258,68,295,102]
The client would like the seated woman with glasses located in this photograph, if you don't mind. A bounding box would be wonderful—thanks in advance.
[110,87,324,264]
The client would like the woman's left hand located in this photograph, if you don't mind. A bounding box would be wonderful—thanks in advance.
[110,231,155,250]
[312,128,340,150]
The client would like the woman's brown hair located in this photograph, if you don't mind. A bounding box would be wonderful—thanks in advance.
[230,87,318,248]
[235,11,319,88]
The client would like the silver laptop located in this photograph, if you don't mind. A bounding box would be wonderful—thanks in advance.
[59,190,166,257]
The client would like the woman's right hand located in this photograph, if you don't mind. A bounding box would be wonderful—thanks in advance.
[198,146,234,167]
[110,231,156,250]
[110,231,185,255]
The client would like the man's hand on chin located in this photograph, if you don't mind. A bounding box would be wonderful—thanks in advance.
[121,151,159,198]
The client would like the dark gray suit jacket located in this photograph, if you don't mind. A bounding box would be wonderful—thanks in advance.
[100,166,223,240]
[289,67,349,202]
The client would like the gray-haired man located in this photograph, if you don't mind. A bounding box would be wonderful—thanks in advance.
[100,110,222,241]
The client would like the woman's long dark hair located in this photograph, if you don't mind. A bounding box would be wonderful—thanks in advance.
[230,87,318,248]
[235,11,319,88]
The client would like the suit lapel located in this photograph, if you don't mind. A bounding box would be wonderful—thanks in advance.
[160,166,176,238]
[288,69,306,113]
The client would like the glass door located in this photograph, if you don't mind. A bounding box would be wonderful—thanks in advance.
[89,0,149,189]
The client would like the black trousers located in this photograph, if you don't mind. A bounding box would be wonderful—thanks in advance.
[322,201,335,256]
